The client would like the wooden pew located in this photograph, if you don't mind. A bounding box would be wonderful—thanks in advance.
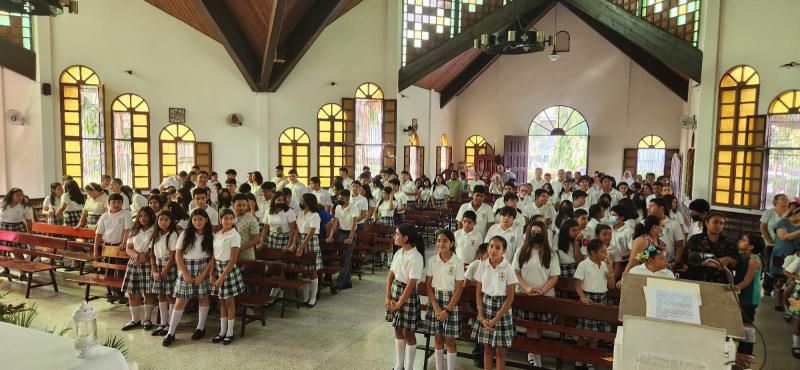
[0,231,63,298]
[65,246,128,301]
[253,248,313,317]
[363,223,395,271]
[351,232,374,277]
[319,240,347,294]
[235,259,279,336]
[30,223,95,274]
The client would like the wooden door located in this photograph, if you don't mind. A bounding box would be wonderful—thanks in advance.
[194,142,213,174]
[503,135,528,184]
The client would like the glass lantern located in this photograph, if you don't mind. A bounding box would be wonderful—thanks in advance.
[72,301,98,358]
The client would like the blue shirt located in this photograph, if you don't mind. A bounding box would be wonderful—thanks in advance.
[775,218,800,257]
[318,210,333,237]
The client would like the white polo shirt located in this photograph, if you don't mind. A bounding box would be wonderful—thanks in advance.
[377,199,396,218]
[126,226,154,254]
[310,188,333,208]
[176,231,210,260]
[393,192,408,213]
[333,204,358,231]
[456,202,494,237]
[213,228,241,261]
[263,209,297,233]
[629,264,675,279]
[0,203,34,223]
[289,181,308,203]
[390,247,424,284]
[484,223,523,262]
[656,217,684,259]
[511,248,561,297]
[152,231,179,260]
[85,194,108,216]
[455,228,483,262]
[109,192,131,211]
[350,195,369,224]
[426,254,465,292]
[402,180,416,197]
[465,259,481,281]
[95,210,133,244]
[574,259,610,294]
[296,211,321,234]
[523,201,556,222]
[474,259,518,297]
[60,193,83,212]
[190,204,219,226]
[160,176,180,189]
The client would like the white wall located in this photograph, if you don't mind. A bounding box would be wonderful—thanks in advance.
[452,3,686,177]
[397,86,458,176]
[0,67,46,195]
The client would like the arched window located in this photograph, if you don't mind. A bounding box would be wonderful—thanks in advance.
[317,103,345,188]
[159,124,195,182]
[111,93,150,190]
[713,65,763,208]
[764,89,800,208]
[59,65,104,186]
[636,135,666,177]
[279,127,311,185]
[465,135,488,168]
[340,83,397,176]
[404,132,424,179]
[527,105,589,177]
[436,134,452,175]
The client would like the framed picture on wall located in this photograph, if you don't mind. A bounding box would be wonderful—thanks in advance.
[169,108,185,123]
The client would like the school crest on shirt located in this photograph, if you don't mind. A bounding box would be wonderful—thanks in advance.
[448,265,455,275]
[403,258,411,269]
[499,272,506,281]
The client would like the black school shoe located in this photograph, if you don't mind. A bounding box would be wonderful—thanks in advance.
[143,320,153,330]
[151,325,167,336]
[223,336,234,345]
[212,334,225,343]
[121,321,141,331]
[191,328,206,340]
[162,334,175,347]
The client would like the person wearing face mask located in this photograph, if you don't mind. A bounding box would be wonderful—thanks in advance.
[645,198,685,265]
[687,199,710,237]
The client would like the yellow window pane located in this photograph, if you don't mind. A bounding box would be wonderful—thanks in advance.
[717,164,731,177]
[715,191,729,204]
[279,135,291,144]
[320,146,330,155]
[334,157,343,166]
[736,135,746,146]
[320,168,331,177]
[66,66,81,80]
[735,165,744,177]
[743,180,750,192]
[162,166,176,177]
[297,146,308,156]
[720,76,735,88]
[60,73,76,84]
[162,142,176,154]
[65,140,81,152]
[720,90,735,104]
[62,86,78,98]
[133,142,148,153]
[333,147,343,156]
[66,165,81,176]
[320,157,330,166]
[162,154,176,165]
[321,179,331,188]
[281,146,293,155]
[281,158,293,166]
[719,133,733,146]
[112,100,126,111]
[320,133,331,142]
[298,168,308,177]
[740,103,755,116]
[319,121,331,131]
[719,119,734,132]
[183,132,195,141]
[298,136,310,144]
[134,178,149,189]
[130,95,143,109]
[65,112,79,124]
[334,133,343,142]
[64,124,80,137]
[736,151,744,163]
[134,154,148,164]
[133,114,148,126]
[160,130,173,140]
[133,127,148,138]
[85,75,99,85]
[733,193,742,205]
[135,165,149,176]
[176,124,188,137]
[718,151,732,163]
[136,101,149,113]
[63,98,79,111]
[740,88,757,103]
[65,152,82,165]
[334,122,343,131]
[715,178,729,190]
[734,179,743,191]
[296,157,308,166]
[166,125,178,137]
[720,104,735,118]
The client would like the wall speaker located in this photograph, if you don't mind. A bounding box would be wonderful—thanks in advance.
[41,83,51,96]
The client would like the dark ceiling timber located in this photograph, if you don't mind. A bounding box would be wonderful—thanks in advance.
[265,0,350,92]
[0,39,36,81]
[258,0,286,90]
[197,0,260,91]
[439,0,557,108]
[399,0,555,92]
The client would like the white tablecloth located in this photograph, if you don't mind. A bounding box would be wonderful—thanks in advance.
[0,321,129,370]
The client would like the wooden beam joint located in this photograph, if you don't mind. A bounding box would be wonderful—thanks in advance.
[197,0,260,91]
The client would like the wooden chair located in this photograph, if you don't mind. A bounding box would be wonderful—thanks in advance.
[235,259,278,336]
[65,245,128,301]
[0,231,63,298]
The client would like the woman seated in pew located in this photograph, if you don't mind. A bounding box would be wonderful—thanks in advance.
[574,239,616,369]
[42,182,63,225]
[424,230,464,370]
[120,206,158,331]
[512,220,560,368]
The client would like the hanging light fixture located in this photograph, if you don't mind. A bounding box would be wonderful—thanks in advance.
[473,0,553,56]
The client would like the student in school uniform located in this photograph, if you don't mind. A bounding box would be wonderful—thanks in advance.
[259,192,297,252]
[309,177,333,213]
[373,186,397,227]
[523,189,557,229]
[574,239,616,368]
[56,180,85,227]
[456,185,494,238]
[228,194,258,261]
[629,245,675,279]
[491,183,515,213]
[109,178,131,211]
[149,211,179,337]
[494,192,526,231]
[339,167,354,191]
[400,171,418,210]
[386,224,426,370]
[92,193,133,303]
[256,182,276,223]
[512,220,560,367]
[425,230,464,370]
[189,188,219,232]
[210,209,246,344]
[455,211,483,263]
[163,208,215,347]
[121,206,158,331]
[326,189,359,290]
[0,188,34,234]
[389,179,408,224]
[418,178,433,209]
[191,172,218,207]
[42,182,64,225]
[79,183,108,229]
[295,194,323,307]
[287,169,309,202]
[554,219,583,280]
[484,207,524,261]
[472,235,518,370]
[431,175,449,209]
[349,182,370,230]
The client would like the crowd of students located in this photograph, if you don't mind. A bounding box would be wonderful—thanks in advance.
[1,162,799,366]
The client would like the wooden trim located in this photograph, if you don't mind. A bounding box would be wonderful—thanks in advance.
[258,0,286,90]
[194,142,213,174]
[110,93,151,190]
[435,145,453,175]
[278,127,310,184]
[197,0,259,91]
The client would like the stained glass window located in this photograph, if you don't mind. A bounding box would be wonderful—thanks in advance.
[436,134,452,175]
[317,103,346,188]
[60,65,104,187]
[0,11,32,50]
[527,105,589,177]
[764,90,800,209]
[354,83,385,172]
[279,127,311,185]
[610,0,701,47]
[111,94,150,189]
[404,133,424,179]
[159,124,196,182]
[713,65,763,208]
[636,135,667,177]
[465,135,488,168]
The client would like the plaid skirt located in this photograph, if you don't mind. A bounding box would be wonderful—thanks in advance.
[471,294,515,348]
[267,231,291,249]
[434,198,445,208]
[386,280,420,331]
[407,200,416,210]
[121,259,152,294]
[151,258,177,295]
[379,216,395,226]
[0,222,26,247]
[173,258,211,299]
[515,309,554,324]
[212,259,246,299]
[46,214,60,225]
[426,290,461,338]
[560,263,577,278]
[304,235,323,270]
[576,292,611,332]
[86,213,101,229]
[63,211,82,227]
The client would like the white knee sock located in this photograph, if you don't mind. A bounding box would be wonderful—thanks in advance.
[302,285,310,302]
[129,305,141,323]
[794,334,800,347]
[394,339,406,370]
[308,278,319,305]
[434,349,444,370]
[446,352,456,370]
[226,319,235,337]
[404,344,416,370]
[218,318,227,337]
[159,302,170,326]
[144,304,154,322]
[167,309,183,335]
[196,305,209,330]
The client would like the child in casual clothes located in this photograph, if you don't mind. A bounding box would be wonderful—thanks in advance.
[574,239,616,368]
[385,224,425,370]
[785,247,800,358]
[733,233,764,356]
[425,230,464,370]
[472,235,518,370]
[163,208,214,347]
[455,211,483,263]
[121,207,158,331]
[149,211,179,337]
[783,248,800,322]
[211,209,246,344]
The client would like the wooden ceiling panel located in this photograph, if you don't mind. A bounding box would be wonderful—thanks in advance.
[279,0,313,44]
[144,0,220,42]
[414,49,481,92]
[225,0,274,61]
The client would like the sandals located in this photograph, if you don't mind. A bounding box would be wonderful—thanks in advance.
[121,321,141,331]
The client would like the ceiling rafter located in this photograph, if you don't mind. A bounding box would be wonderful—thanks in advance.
[197,0,260,91]
[258,0,287,90]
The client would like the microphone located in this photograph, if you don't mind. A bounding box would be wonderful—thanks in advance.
[687,252,716,266]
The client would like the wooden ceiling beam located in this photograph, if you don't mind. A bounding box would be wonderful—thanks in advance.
[258,0,287,91]
[399,0,556,92]
[197,0,260,91]
[266,0,350,92]
[439,0,556,108]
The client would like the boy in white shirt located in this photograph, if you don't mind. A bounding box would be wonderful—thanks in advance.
[494,192,525,230]
[308,176,333,213]
[456,185,494,238]
[287,169,309,202]
[93,193,134,303]
[455,211,483,262]
[492,183,515,212]
[484,207,524,261]
[523,189,556,228]
[389,179,408,221]
[190,188,219,232]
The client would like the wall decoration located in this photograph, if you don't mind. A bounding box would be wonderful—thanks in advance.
[168,107,185,124]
